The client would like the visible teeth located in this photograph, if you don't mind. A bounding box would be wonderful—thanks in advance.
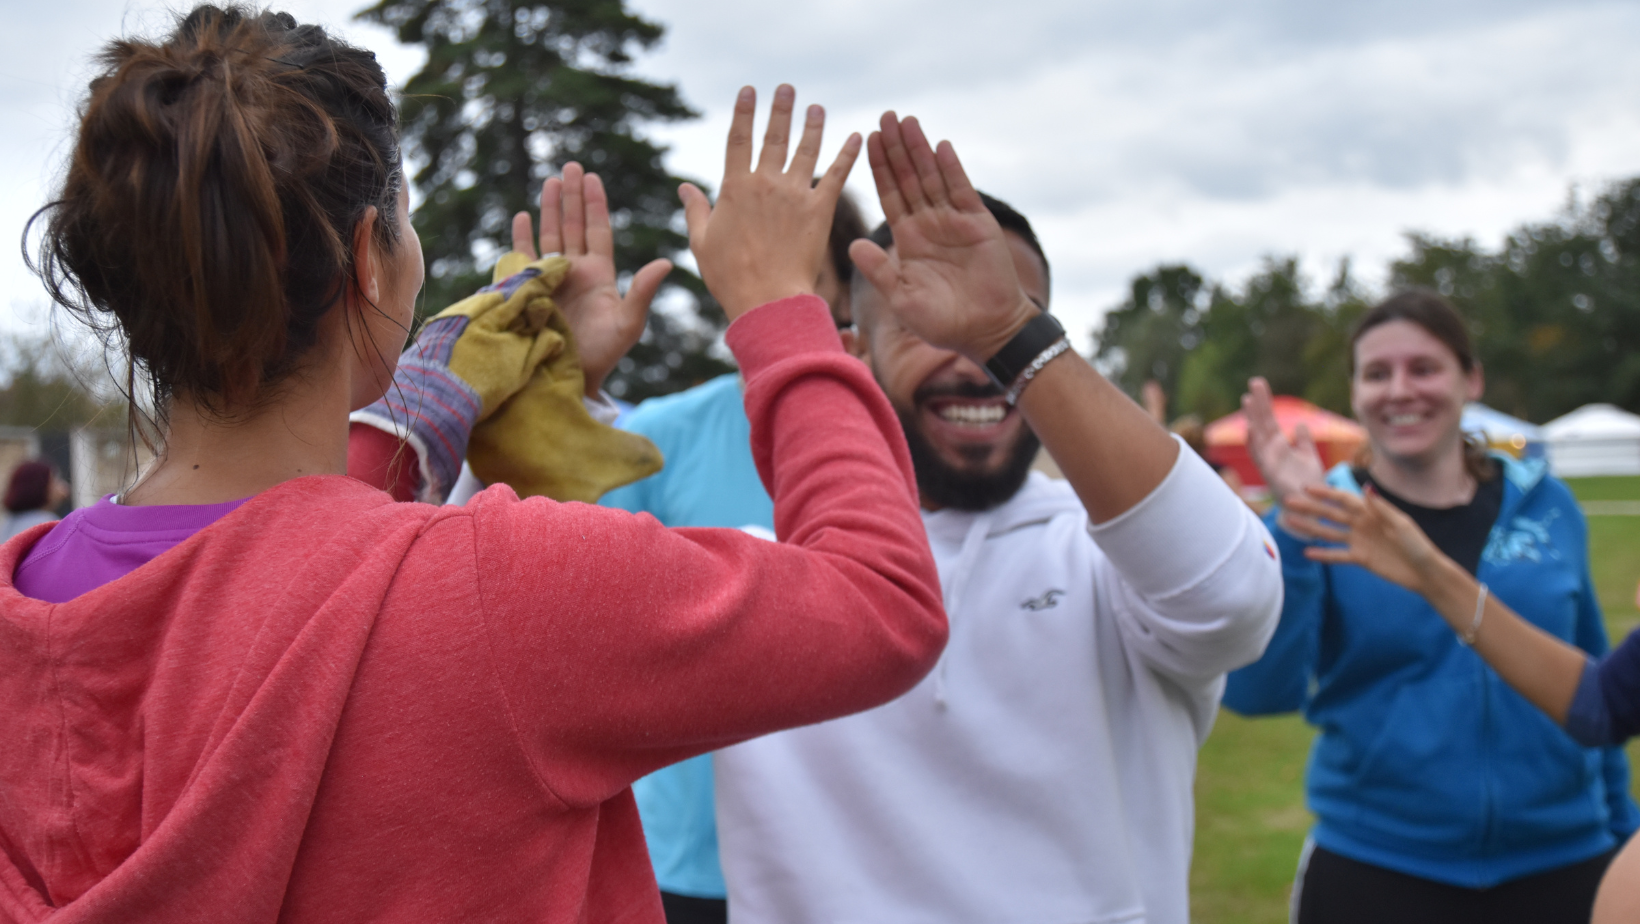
[938,404,1006,425]
[1388,414,1422,425]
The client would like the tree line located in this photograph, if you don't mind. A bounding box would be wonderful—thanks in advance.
[8,0,1638,421]
[1095,177,1640,425]
[0,332,120,430]
[358,0,733,402]
[375,1,1638,419]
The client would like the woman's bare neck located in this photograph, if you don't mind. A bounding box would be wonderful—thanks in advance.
[1365,439,1478,509]
[123,365,352,507]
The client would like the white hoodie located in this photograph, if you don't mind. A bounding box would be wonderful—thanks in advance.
[714,442,1282,924]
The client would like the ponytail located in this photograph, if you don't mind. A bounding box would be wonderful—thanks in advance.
[31,5,402,420]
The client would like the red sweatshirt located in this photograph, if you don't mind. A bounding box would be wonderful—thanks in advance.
[0,297,946,924]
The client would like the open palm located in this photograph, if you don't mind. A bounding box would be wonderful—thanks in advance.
[1242,376,1326,505]
[511,162,670,396]
[848,113,1036,362]
[1285,485,1443,593]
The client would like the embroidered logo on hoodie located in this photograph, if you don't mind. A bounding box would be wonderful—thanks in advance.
[1021,589,1065,611]
[1483,510,1563,565]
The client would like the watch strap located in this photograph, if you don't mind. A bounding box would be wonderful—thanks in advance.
[984,311,1066,392]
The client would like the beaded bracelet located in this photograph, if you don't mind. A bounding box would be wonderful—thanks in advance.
[1002,338,1072,405]
[984,312,1065,399]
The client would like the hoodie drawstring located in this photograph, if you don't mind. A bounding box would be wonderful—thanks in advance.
[933,511,994,710]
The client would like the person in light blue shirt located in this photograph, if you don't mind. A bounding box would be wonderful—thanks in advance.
[600,192,866,924]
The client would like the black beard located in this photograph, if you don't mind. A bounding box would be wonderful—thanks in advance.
[897,383,1042,512]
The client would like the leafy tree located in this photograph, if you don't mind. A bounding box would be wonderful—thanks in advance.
[0,331,120,429]
[1393,177,1640,421]
[1093,265,1207,420]
[358,0,734,399]
[1173,284,1247,422]
[1169,259,1318,420]
[1101,258,1368,422]
[1587,178,1640,410]
[1296,260,1371,416]
[1097,175,1640,428]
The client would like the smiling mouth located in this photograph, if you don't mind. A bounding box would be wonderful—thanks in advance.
[1386,413,1425,426]
[935,403,1007,426]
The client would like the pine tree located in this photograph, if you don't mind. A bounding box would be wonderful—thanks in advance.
[356,0,734,399]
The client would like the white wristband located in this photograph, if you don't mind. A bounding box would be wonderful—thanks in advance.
[1460,582,1488,646]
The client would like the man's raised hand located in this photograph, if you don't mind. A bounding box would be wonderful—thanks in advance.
[680,85,861,321]
[847,112,1038,363]
[511,162,671,396]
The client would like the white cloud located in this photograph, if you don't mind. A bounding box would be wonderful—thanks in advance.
[2,0,1637,359]
[0,0,420,333]
[625,0,1640,349]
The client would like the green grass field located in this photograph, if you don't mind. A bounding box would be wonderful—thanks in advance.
[1190,475,1640,923]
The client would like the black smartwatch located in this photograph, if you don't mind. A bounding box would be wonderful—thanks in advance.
[983,311,1066,397]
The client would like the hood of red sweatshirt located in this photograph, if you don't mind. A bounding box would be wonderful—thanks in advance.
[0,477,409,922]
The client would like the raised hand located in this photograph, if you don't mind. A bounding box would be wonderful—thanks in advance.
[1142,380,1168,424]
[1288,481,1593,729]
[847,112,1038,363]
[680,85,861,321]
[1284,485,1444,593]
[1242,376,1326,507]
[511,162,672,395]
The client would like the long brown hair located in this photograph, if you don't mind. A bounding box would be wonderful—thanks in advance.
[1350,288,1494,482]
[30,5,404,430]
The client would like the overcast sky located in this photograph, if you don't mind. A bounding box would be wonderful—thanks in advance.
[3,0,1637,355]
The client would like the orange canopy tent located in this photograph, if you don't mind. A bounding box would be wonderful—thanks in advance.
[1203,396,1367,489]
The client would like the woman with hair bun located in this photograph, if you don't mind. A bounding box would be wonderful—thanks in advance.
[1224,290,1638,924]
[0,6,946,922]
[2,461,69,540]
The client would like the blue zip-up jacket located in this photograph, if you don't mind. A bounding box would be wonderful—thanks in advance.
[1224,455,1639,887]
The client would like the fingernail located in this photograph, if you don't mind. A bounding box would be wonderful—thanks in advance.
[777,84,795,102]
[738,86,753,104]
[807,104,823,123]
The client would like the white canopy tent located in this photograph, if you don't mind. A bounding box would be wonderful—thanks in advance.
[1461,403,1546,460]
[1543,404,1640,477]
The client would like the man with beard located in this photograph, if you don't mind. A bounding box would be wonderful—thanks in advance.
[711,113,1284,924]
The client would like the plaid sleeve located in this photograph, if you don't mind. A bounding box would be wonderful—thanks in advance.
[349,315,482,503]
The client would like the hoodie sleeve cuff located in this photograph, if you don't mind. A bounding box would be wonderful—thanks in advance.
[723,295,842,379]
[1566,657,1616,747]
[1087,435,1273,599]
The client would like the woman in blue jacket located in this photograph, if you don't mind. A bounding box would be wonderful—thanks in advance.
[1224,289,1639,923]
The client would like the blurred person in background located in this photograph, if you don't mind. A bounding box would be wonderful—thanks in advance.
[1225,289,1638,924]
[596,191,868,924]
[3,461,69,541]
[1277,474,1640,923]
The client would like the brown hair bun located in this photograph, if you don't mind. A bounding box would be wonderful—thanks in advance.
[31,4,404,420]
